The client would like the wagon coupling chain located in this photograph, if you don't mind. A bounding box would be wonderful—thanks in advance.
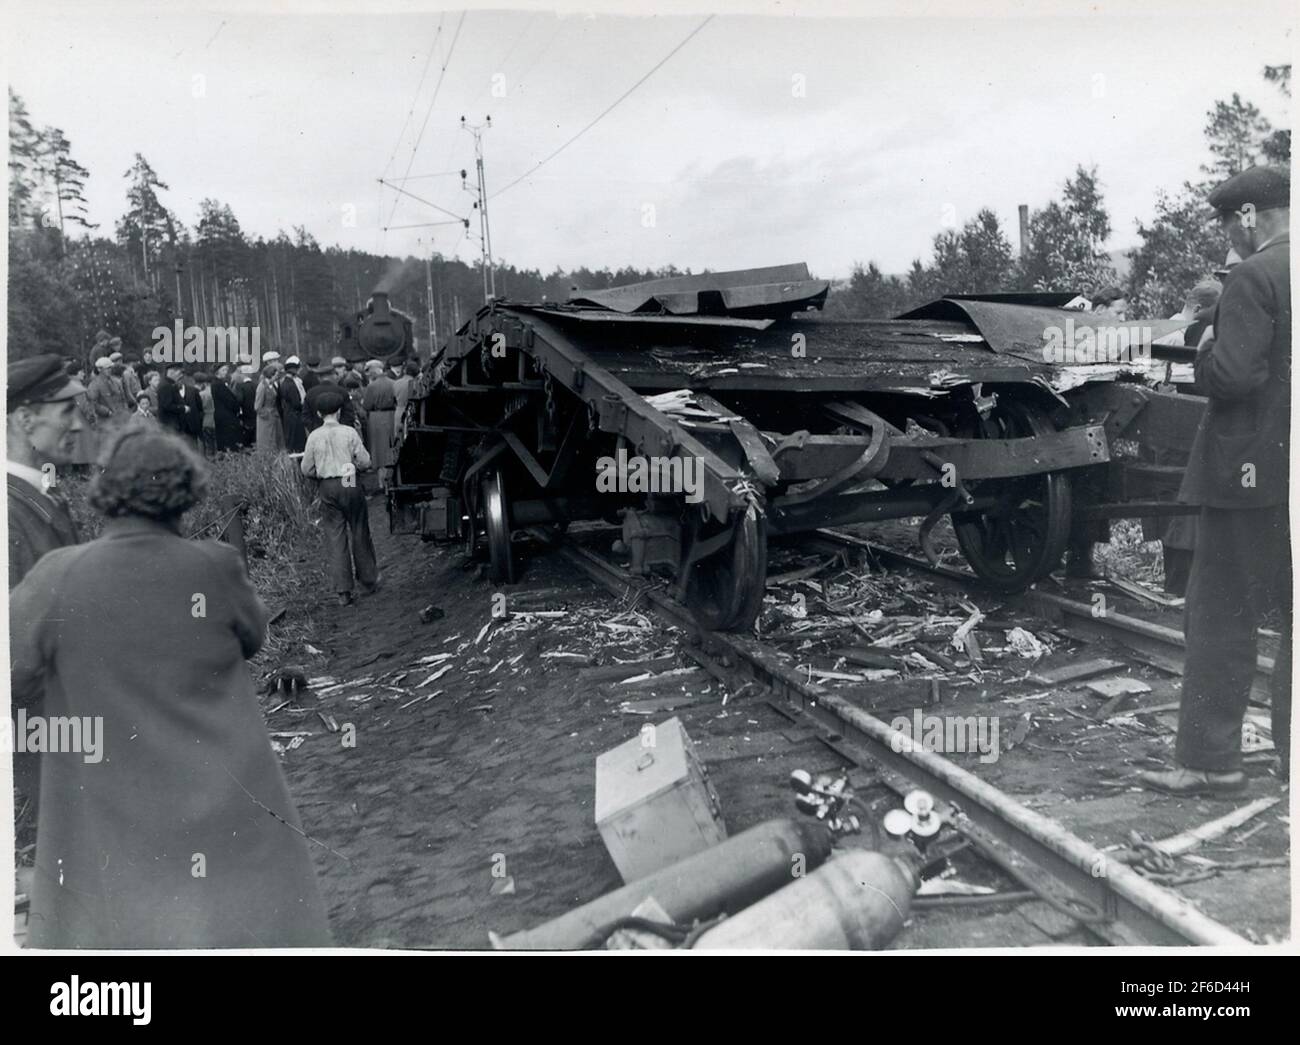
[1112,832,1181,876]
[543,372,557,421]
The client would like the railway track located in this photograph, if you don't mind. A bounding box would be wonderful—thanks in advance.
[536,525,1259,947]
[805,528,1275,700]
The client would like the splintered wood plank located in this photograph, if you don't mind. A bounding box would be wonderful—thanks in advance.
[1084,677,1152,698]
[1029,658,1128,685]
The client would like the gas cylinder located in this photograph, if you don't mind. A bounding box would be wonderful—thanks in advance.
[496,818,832,950]
[691,849,917,950]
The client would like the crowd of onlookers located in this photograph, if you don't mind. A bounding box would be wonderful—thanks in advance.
[9,334,432,946]
[69,331,423,481]
[8,353,334,947]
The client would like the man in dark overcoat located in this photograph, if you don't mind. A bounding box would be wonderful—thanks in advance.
[234,363,259,446]
[1140,166,1291,793]
[157,363,203,445]
[211,364,243,452]
[7,355,87,835]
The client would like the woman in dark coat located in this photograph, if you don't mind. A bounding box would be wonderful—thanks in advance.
[211,363,243,452]
[277,360,308,454]
[10,428,331,948]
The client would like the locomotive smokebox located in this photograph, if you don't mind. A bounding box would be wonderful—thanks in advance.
[358,291,405,358]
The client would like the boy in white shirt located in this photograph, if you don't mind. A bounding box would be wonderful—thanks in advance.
[300,386,379,606]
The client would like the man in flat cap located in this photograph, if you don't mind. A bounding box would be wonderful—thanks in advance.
[7,354,86,836]
[1140,165,1291,794]
[302,361,359,434]
[7,354,86,586]
[301,357,322,393]
[300,385,378,607]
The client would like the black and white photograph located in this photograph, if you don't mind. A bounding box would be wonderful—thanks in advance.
[2,0,1296,968]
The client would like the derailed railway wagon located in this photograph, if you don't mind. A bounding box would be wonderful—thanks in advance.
[390,264,1203,630]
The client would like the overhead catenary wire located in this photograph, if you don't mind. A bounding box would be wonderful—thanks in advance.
[381,17,446,181]
[386,171,462,182]
[435,13,566,180]
[488,15,715,201]
[383,220,466,231]
[378,179,467,225]
[386,9,469,229]
[459,10,540,116]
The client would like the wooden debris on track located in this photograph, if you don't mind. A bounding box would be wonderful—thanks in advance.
[1151,797,1282,857]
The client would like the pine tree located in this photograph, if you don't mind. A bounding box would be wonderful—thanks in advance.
[292,226,339,356]
[116,153,177,283]
[1261,64,1291,165]
[194,198,253,326]
[37,127,96,233]
[1126,66,1290,318]
[196,199,246,276]
[1201,93,1273,179]
[8,89,43,228]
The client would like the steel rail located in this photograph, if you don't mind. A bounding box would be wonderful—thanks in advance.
[542,530,1252,948]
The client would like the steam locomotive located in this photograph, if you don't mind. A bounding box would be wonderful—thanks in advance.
[337,291,417,365]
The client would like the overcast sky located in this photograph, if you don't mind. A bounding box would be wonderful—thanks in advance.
[6,0,1295,279]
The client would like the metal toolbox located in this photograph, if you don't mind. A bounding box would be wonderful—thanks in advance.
[595,717,727,883]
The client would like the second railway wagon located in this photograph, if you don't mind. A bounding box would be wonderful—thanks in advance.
[389,264,1203,631]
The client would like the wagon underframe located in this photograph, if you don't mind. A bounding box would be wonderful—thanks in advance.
[390,294,1201,630]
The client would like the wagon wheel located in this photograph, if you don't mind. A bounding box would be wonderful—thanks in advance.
[479,468,515,584]
[681,508,767,632]
[461,476,488,563]
[951,400,1071,593]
